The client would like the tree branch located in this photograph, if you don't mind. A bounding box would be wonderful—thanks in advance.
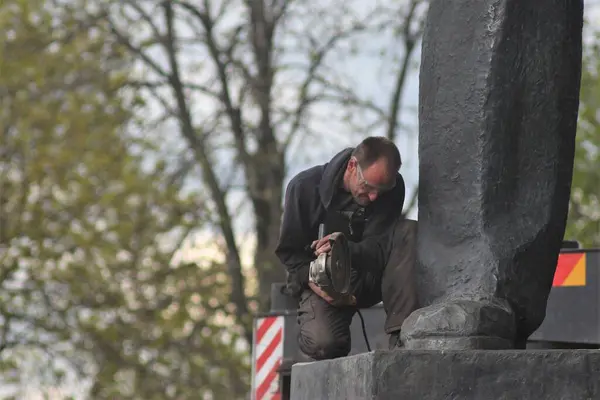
[177,1,252,169]
[106,12,170,81]
[161,0,250,328]
[129,79,220,100]
[283,22,371,151]
[386,0,426,141]
[244,0,276,147]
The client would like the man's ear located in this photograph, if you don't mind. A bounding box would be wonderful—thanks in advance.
[347,157,357,171]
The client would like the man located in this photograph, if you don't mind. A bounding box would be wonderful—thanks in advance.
[275,136,418,360]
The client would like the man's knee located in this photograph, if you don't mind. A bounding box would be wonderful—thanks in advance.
[382,218,419,333]
[298,327,351,360]
[296,290,353,360]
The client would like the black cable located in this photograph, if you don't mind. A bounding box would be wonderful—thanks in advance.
[356,309,371,352]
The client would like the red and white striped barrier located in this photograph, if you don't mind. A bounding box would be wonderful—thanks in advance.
[252,316,284,400]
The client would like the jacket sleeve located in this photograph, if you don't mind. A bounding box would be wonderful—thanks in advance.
[347,181,406,273]
[274,177,315,293]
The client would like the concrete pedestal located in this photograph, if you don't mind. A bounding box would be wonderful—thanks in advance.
[290,350,600,400]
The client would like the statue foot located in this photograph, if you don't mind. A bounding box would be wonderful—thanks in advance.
[400,299,517,350]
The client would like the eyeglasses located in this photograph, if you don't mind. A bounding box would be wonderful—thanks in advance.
[354,157,396,194]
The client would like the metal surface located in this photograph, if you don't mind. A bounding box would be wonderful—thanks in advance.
[329,234,351,294]
[530,249,600,344]
[251,315,285,400]
[308,233,352,297]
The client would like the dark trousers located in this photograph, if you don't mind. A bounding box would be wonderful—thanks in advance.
[296,219,419,360]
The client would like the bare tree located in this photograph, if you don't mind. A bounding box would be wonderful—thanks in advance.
[100,0,428,338]
[385,1,427,143]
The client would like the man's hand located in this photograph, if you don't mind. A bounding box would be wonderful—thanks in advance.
[309,281,357,307]
[311,232,340,256]
[309,281,335,303]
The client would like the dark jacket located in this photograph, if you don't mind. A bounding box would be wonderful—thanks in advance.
[275,148,406,296]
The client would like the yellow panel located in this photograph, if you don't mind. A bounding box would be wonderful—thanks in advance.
[561,254,587,286]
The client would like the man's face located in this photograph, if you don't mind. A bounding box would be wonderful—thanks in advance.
[347,157,397,206]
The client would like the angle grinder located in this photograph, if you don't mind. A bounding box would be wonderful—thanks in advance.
[308,224,353,302]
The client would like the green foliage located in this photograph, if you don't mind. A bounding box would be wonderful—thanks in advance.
[0,1,248,398]
[565,32,600,248]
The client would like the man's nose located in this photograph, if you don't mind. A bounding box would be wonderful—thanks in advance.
[368,192,378,202]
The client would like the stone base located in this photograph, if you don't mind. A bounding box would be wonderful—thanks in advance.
[290,349,600,400]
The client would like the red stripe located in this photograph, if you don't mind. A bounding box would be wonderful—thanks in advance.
[257,317,276,343]
[272,393,281,400]
[256,357,281,400]
[256,329,282,371]
[553,253,582,286]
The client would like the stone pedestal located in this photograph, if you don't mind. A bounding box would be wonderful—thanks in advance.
[291,350,600,400]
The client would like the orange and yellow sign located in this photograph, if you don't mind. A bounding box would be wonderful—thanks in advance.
[553,252,587,287]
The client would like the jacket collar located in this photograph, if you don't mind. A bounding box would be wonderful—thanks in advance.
[319,147,353,209]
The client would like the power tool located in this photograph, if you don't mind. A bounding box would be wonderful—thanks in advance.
[308,224,354,304]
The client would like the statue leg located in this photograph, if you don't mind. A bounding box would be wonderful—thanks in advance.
[401,0,584,350]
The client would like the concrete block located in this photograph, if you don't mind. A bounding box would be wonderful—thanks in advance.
[291,349,600,399]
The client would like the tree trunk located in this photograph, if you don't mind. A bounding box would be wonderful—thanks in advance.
[249,147,286,311]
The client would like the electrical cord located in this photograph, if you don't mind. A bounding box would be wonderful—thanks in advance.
[356,309,371,352]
